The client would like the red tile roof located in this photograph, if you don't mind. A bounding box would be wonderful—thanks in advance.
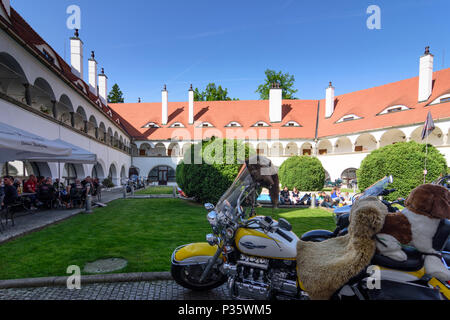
[109,99,319,141]
[110,68,450,142]
[317,68,450,138]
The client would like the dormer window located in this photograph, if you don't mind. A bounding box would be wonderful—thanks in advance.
[225,121,242,128]
[197,122,214,128]
[142,122,160,128]
[43,49,54,64]
[336,114,362,123]
[377,105,410,115]
[252,121,270,127]
[283,121,301,127]
[35,44,60,69]
[170,122,185,128]
[429,94,450,106]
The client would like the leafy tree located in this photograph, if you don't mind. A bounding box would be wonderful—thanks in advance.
[194,83,238,101]
[176,138,253,204]
[278,156,325,191]
[357,141,447,201]
[256,69,298,100]
[107,84,125,103]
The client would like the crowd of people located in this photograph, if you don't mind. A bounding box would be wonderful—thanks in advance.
[279,186,353,208]
[0,175,102,212]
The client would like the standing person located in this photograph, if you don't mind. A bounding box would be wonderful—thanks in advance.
[69,179,85,209]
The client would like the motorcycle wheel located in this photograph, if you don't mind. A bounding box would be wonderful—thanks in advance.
[171,264,227,291]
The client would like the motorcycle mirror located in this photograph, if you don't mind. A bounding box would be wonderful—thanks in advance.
[204,203,215,212]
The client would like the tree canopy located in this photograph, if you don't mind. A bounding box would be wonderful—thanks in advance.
[256,69,298,100]
[193,83,238,101]
[107,84,125,103]
[176,138,253,204]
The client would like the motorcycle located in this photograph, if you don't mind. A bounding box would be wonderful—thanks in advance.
[171,161,450,300]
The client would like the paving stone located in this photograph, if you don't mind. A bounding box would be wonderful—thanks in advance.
[0,280,231,300]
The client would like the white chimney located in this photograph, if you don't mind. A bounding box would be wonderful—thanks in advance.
[98,68,108,104]
[162,85,168,125]
[1,0,10,16]
[88,51,97,95]
[70,29,83,79]
[325,82,335,118]
[418,46,434,102]
[188,84,194,125]
[269,83,282,123]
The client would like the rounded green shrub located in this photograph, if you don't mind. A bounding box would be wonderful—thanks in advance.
[278,156,325,191]
[357,141,447,200]
[176,138,254,204]
[102,177,115,188]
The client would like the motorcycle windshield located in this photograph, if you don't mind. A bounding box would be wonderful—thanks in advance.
[359,176,392,200]
[215,165,254,219]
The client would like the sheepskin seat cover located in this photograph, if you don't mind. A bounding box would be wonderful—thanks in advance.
[296,197,387,300]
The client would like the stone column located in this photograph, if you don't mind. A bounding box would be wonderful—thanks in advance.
[23,83,32,105]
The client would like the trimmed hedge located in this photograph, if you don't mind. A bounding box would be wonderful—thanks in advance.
[279,156,325,191]
[357,141,447,201]
[176,138,253,204]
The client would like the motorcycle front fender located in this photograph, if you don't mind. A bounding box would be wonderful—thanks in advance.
[171,243,223,265]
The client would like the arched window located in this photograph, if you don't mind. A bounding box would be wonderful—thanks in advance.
[63,163,77,185]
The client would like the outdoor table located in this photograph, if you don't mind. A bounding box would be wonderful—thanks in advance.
[17,192,37,214]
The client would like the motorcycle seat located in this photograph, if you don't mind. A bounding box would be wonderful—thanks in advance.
[372,246,424,272]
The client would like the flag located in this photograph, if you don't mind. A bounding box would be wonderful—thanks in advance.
[421,111,435,140]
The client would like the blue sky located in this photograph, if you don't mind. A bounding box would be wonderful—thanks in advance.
[12,0,450,103]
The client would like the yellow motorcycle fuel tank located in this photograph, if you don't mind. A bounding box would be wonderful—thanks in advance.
[235,217,299,260]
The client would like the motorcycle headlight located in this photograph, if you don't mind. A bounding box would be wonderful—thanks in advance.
[207,211,218,227]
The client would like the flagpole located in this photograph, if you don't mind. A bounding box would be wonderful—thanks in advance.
[424,133,429,184]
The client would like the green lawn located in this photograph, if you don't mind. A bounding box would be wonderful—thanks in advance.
[0,198,335,280]
[135,186,174,195]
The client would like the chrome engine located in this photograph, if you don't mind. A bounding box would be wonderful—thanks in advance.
[223,254,303,300]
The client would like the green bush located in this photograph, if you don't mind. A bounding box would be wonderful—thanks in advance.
[357,141,447,200]
[278,156,325,191]
[176,138,254,204]
[102,177,115,188]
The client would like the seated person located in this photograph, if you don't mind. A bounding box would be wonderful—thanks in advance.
[291,187,301,205]
[1,176,18,209]
[316,192,325,206]
[69,179,85,208]
[321,194,334,208]
[330,187,341,206]
[280,187,292,205]
[23,175,38,210]
[341,192,352,206]
[37,177,56,208]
